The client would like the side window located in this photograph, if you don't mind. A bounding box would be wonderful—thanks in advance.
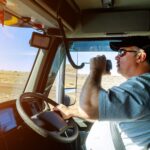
[46,40,125,105]
[47,45,66,102]
[0,26,38,102]
[64,41,126,105]
[65,57,78,102]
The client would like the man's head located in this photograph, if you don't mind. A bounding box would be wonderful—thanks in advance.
[110,36,150,78]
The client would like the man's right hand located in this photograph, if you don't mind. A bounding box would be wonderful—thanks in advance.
[90,55,107,78]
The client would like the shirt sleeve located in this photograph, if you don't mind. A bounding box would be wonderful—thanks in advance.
[99,76,150,121]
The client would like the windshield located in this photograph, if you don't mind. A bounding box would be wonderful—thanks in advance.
[0,26,39,103]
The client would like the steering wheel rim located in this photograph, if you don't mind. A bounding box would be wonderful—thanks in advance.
[16,92,79,143]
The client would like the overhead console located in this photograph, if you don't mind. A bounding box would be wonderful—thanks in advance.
[81,10,150,35]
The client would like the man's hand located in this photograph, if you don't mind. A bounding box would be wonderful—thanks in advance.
[53,104,73,120]
[53,104,89,120]
[90,55,106,78]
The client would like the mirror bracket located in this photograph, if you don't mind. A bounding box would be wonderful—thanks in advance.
[57,18,84,69]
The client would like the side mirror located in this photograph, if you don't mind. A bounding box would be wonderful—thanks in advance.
[63,95,76,106]
[30,32,51,50]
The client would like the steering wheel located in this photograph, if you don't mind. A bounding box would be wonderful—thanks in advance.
[16,92,79,143]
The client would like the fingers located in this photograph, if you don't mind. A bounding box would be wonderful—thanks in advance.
[90,55,106,66]
[52,104,66,111]
[90,55,107,74]
[52,104,71,120]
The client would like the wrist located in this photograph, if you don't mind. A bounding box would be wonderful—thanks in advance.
[90,69,102,81]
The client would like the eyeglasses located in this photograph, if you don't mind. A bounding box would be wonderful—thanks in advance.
[118,48,138,57]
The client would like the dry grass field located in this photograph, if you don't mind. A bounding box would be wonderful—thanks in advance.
[0,70,29,102]
[65,64,126,90]
[0,69,126,103]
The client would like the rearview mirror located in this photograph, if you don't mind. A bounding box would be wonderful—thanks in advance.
[30,32,51,50]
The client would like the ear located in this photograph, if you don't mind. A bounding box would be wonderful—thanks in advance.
[136,50,147,63]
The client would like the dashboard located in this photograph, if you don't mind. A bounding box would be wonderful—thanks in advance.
[0,108,17,132]
[0,100,46,150]
[0,100,42,134]
[0,100,77,150]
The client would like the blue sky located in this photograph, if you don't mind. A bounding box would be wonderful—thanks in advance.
[69,41,118,75]
[0,26,38,71]
[0,25,118,74]
[69,51,118,75]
